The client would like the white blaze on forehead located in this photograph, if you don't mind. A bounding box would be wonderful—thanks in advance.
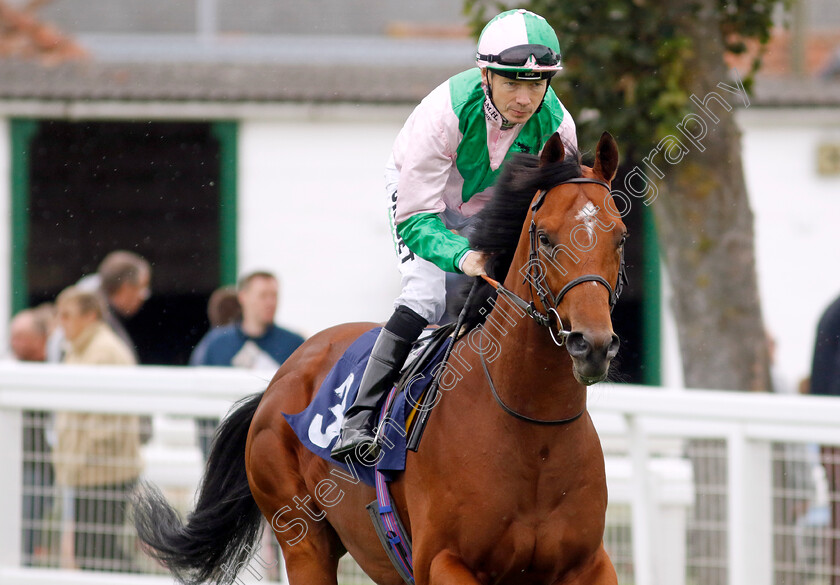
[575,202,598,242]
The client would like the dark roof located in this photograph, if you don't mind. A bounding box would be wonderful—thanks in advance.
[2,57,840,108]
[0,59,468,104]
[0,33,475,105]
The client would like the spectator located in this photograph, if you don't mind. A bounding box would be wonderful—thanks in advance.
[48,250,152,363]
[811,293,840,584]
[190,272,304,458]
[91,250,151,356]
[9,304,53,362]
[207,285,241,328]
[51,286,142,572]
[812,294,840,398]
[189,271,303,369]
[9,304,56,566]
[188,285,241,366]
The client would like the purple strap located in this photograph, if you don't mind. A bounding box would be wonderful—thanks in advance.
[373,386,415,583]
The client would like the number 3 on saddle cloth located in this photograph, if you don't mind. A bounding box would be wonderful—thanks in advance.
[283,323,456,585]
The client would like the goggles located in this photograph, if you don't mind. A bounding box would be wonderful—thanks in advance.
[477,44,560,68]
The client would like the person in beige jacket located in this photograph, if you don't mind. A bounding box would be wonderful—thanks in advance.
[52,286,142,572]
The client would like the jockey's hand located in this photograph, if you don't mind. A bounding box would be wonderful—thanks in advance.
[461,251,488,277]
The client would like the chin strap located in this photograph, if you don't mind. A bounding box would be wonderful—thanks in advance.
[482,77,512,128]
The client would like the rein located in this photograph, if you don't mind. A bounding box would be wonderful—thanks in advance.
[478,329,586,425]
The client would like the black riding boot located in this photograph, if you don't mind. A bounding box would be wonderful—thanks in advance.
[330,328,414,462]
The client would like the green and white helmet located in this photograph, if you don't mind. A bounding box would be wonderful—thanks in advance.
[475,9,563,80]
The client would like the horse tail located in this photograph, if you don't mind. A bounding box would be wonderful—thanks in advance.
[133,392,265,585]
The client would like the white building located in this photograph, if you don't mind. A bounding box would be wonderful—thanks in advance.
[1,2,838,391]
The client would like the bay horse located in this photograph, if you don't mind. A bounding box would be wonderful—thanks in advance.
[134,131,626,585]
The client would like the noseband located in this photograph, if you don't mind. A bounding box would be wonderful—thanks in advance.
[482,177,628,347]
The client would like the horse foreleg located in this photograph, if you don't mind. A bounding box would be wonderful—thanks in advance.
[423,551,483,585]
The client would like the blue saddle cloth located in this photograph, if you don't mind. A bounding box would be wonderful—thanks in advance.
[283,326,451,486]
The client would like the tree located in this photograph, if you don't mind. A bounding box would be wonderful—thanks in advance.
[466,0,786,392]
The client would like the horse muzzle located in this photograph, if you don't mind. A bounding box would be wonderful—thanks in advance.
[566,330,620,385]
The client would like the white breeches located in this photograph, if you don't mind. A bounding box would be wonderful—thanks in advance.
[387,185,448,325]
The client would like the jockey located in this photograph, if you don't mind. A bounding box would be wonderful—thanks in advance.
[331,9,577,461]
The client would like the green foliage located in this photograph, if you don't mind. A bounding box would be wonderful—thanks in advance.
[464,0,788,159]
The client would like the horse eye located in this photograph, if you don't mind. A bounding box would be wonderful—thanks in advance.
[538,233,551,246]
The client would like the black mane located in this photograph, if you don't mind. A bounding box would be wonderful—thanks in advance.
[452,150,582,329]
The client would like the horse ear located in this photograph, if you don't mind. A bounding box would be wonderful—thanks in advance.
[540,133,566,167]
[593,131,619,182]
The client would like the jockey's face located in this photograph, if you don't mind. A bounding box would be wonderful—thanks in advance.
[483,69,548,125]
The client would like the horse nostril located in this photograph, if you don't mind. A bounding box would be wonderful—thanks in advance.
[566,331,591,359]
[606,334,620,360]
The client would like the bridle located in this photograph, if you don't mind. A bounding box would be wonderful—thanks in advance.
[482,176,628,348]
[474,176,628,426]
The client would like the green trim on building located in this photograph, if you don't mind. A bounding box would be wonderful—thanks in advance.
[641,203,662,386]
[10,119,38,315]
[211,121,238,286]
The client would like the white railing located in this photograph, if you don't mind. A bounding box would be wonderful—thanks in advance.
[590,385,840,585]
[1,362,839,585]
[0,362,274,585]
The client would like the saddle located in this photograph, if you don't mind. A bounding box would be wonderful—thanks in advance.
[282,323,456,485]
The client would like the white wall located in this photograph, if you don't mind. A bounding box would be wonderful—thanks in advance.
[739,108,840,390]
[0,119,10,355]
[238,114,409,338]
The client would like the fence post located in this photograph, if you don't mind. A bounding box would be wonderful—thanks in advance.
[728,427,772,585]
[0,407,23,569]
[627,414,654,585]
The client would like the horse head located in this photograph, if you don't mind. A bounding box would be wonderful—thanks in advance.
[521,132,627,385]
